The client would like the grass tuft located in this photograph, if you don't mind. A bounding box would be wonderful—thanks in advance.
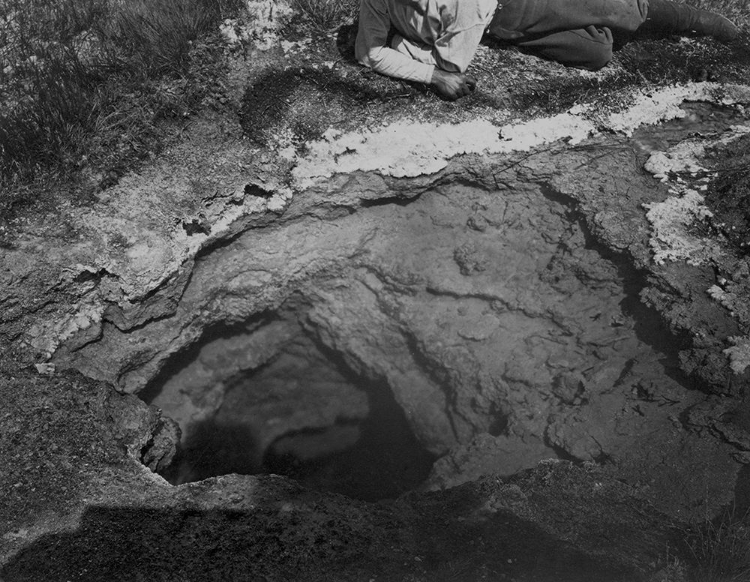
[291,0,359,32]
[684,508,750,582]
[97,0,213,76]
[0,0,243,198]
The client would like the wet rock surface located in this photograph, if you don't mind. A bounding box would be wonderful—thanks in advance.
[3,3,750,579]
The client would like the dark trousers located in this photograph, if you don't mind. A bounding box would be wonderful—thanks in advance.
[488,0,650,70]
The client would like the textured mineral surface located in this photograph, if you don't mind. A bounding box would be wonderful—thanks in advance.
[3,1,750,580]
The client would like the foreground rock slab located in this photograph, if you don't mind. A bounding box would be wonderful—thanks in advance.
[0,369,677,581]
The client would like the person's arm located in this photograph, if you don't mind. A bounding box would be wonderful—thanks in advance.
[355,0,483,99]
[389,34,477,100]
[355,0,435,85]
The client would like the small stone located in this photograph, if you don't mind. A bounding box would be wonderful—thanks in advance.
[34,363,56,375]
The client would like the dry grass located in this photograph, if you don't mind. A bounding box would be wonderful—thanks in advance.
[0,0,749,215]
[0,0,243,201]
[291,0,358,32]
[97,0,215,75]
[683,508,750,582]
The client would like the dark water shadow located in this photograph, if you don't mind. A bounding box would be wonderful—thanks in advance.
[263,376,437,502]
[166,371,435,500]
[161,418,265,484]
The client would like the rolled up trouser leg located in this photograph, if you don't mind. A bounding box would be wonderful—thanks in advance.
[489,0,648,39]
[514,26,614,70]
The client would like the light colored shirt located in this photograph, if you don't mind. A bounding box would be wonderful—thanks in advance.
[356,0,498,85]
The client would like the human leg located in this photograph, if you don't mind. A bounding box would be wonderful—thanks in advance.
[488,0,648,40]
[637,0,738,42]
[513,26,614,70]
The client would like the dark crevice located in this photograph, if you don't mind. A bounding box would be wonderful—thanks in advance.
[284,192,425,223]
[71,267,112,284]
[358,193,421,208]
[424,285,510,309]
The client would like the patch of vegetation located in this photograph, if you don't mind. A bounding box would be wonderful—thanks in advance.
[98,0,226,75]
[0,0,244,217]
[291,0,358,32]
[683,507,750,582]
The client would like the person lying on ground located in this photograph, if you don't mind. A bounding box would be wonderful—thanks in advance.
[355,0,739,100]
